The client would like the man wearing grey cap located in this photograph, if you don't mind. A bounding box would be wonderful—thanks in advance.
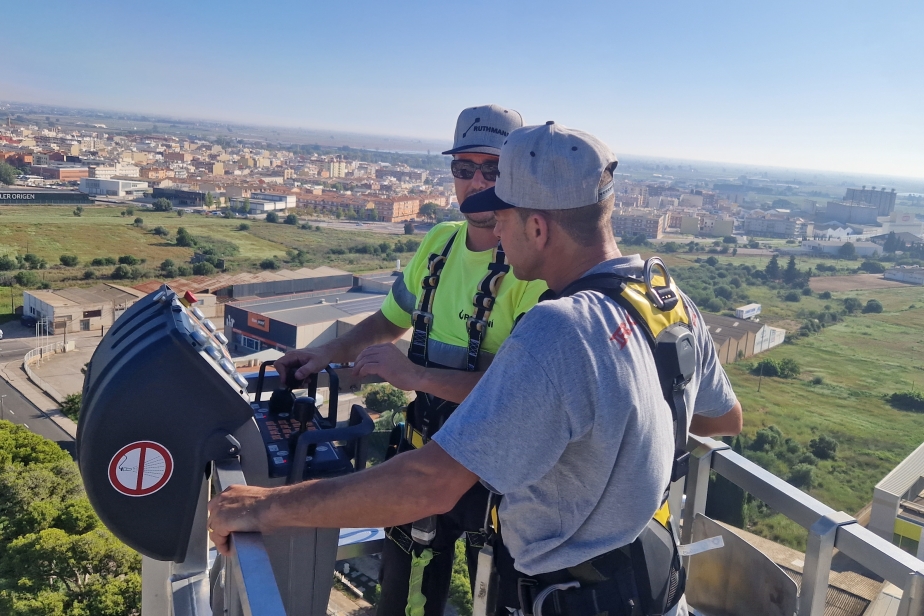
[267,104,546,616]
[209,123,741,616]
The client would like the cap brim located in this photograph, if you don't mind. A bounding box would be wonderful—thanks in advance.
[460,187,515,214]
[441,145,502,156]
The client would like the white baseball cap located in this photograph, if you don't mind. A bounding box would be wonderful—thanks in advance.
[442,104,524,156]
[460,122,617,213]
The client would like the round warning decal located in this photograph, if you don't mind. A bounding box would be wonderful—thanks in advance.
[108,441,174,497]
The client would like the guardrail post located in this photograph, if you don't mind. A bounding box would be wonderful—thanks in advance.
[680,438,730,545]
[798,511,855,616]
[898,570,924,616]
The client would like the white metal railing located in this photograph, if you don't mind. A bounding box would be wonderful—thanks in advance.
[191,435,924,615]
[212,459,286,616]
[681,435,924,616]
[23,341,73,403]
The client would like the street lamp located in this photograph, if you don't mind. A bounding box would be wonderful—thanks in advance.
[1,395,6,422]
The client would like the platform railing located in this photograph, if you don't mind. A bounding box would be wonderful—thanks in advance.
[212,460,286,616]
[207,435,924,616]
[680,435,924,616]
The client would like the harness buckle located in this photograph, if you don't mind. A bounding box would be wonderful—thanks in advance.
[467,316,489,334]
[412,310,434,327]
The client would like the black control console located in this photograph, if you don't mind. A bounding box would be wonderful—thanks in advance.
[77,285,373,563]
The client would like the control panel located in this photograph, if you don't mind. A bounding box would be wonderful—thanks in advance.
[77,285,373,562]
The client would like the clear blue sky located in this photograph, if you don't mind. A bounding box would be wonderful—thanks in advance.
[2,0,922,178]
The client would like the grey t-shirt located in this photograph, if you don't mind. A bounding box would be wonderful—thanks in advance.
[432,255,737,575]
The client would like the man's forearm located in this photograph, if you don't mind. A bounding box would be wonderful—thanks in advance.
[689,401,743,437]
[322,311,407,363]
[259,444,477,530]
[416,368,484,404]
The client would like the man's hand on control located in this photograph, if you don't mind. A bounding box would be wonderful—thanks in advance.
[275,348,333,386]
[353,343,424,392]
[207,485,274,556]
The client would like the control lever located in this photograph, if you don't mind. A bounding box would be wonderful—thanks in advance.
[286,404,374,484]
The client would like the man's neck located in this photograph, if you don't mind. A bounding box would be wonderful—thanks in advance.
[544,240,623,294]
[465,223,499,252]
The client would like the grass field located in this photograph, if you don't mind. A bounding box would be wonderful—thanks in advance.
[0,204,414,278]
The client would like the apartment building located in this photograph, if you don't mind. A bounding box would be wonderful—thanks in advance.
[611,208,667,239]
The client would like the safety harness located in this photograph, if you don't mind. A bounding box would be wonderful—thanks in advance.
[390,230,511,616]
[486,257,694,616]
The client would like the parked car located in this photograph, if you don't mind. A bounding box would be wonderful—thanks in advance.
[0,328,4,340]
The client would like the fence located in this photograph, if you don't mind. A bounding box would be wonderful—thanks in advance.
[22,341,75,404]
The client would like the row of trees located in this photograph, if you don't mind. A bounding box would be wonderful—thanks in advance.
[0,421,140,615]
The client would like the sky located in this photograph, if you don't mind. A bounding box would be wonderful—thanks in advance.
[2,0,922,178]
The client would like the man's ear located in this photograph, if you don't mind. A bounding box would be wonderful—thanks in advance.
[527,211,551,250]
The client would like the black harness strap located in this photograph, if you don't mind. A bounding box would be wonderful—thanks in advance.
[466,244,509,372]
[408,231,457,366]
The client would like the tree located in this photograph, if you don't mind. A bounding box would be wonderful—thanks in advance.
[809,434,838,460]
[838,242,856,259]
[404,222,415,235]
[238,222,250,231]
[60,393,82,422]
[858,261,885,274]
[110,265,132,279]
[751,425,783,452]
[765,255,781,280]
[259,258,278,270]
[205,192,214,208]
[363,384,408,414]
[862,299,883,313]
[73,206,83,217]
[14,271,39,287]
[843,297,862,313]
[0,161,19,185]
[788,463,815,489]
[133,217,144,227]
[58,255,79,267]
[118,255,140,266]
[783,256,799,284]
[192,262,216,276]
[152,226,170,237]
[784,290,801,302]
[0,255,15,271]
[175,227,195,247]
[176,209,185,218]
[418,202,439,221]
[284,213,298,225]
[265,211,279,223]
[152,198,173,212]
[722,236,737,244]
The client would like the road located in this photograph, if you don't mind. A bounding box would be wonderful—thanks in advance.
[0,323,77,457]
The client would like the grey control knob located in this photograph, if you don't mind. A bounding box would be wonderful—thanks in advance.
[204,346,222,361]
[215,332,229,345]
[218,358,235,374]
[191,307,205,320]
[190,329,208,346]
[202,319,217,333]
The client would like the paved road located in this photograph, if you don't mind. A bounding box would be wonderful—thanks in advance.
[0,376,76,457]
[0,324,78,457]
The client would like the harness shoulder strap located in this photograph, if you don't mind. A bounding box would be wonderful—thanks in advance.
[408,231,457,366]
[557,261,695,481]
[466,243,510,371]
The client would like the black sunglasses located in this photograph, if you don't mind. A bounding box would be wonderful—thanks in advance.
[450,159,500,182]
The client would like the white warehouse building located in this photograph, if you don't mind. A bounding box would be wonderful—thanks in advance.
[79,177,150,198]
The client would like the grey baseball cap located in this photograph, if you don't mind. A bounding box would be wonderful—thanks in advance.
[442,104,524,156]
[460,121,617,213]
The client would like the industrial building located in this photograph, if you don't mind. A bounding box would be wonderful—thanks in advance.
[0,188,91,206]
[844,187,897,217]
[870,441,924,559]
[228,191,296,214]
[701,313,785,364]
[22,284,148,335]
[801,240,881,257]
[29,163,89,181]
[79,177,150,198]
[826,201,880,225]
[224,288,402,353]
[884,265,924,286]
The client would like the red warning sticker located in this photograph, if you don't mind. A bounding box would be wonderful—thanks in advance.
[108,441,174,497]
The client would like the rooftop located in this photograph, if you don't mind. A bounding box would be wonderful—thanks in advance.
[230,289,386,327]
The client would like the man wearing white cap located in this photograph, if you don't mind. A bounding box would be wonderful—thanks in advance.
[209,123,741,616]
[270,105,546,616]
